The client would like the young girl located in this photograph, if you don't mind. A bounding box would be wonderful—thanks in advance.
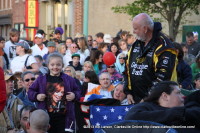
[109,43,120,57]
[118,39,128,55]
[28,53,80,133]
[77,37,90,57]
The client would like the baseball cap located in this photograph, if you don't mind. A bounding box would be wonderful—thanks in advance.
[71,53,80,58]
[15,41,30,50]
[4,71,15,81]
[47,41,56,47]
[35,33,44,38]
[37,29,46,35]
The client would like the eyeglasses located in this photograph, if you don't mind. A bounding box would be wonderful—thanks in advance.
[64,70,71,73]
[0,41,5,44]
[107,66,115,68]
[100,78,110,81]
[24,77,35,82]
[88,40,92,42]
[72,46,78,49]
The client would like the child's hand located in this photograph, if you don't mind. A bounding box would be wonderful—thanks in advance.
[66,92,75,101]
[37,94,46,101]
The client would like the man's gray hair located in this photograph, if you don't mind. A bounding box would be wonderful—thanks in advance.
[133,13,154,30]
[145,15,154,30]
[99,72,111,80]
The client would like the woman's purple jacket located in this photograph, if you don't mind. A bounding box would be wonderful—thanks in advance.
[28,72,81,130]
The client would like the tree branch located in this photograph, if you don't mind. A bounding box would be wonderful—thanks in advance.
[153,3,168,20]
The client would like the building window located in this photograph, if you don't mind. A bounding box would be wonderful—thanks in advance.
[14,23,26,39]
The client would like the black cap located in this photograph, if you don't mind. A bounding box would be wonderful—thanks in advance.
[37,29,46,35]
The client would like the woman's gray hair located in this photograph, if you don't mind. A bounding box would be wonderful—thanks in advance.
[63,66,76,78]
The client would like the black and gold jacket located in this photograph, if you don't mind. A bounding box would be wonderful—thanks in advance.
[124,22,177,103]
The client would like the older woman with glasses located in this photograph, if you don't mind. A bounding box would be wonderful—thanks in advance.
[115,53,126,74]
[101,64,123,84]
[17,71,37,107]
[63,66,82,91]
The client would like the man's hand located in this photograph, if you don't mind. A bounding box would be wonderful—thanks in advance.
[66,92,75,101]
[127,94,135,104]
[37,94,46,101]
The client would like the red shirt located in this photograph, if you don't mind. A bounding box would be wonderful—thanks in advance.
[0,67,6,112]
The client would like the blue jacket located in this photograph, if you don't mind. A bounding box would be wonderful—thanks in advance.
[17,89,36,107]
[177,60,193,90]
[28,72,81,130]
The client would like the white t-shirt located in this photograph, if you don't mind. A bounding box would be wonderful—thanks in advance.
[79,49,90,58]
[100,89,112,98]
[11,54,37,74]
[31,44,48,57]
[4,40,24,64]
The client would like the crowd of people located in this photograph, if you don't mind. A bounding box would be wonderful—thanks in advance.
[0,13,200,133]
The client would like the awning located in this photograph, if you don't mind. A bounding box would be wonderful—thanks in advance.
[0,15,12,25]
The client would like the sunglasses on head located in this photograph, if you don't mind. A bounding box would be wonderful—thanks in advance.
[24,77,35,82]
[107,66,115,68]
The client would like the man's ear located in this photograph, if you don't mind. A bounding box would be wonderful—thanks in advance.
[161,92,169,102]
[143,26,148,34]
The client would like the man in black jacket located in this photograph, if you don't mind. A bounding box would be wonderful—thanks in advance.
[124,13,177,104]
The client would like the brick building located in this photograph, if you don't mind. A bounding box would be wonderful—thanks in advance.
[0,0,26,40]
